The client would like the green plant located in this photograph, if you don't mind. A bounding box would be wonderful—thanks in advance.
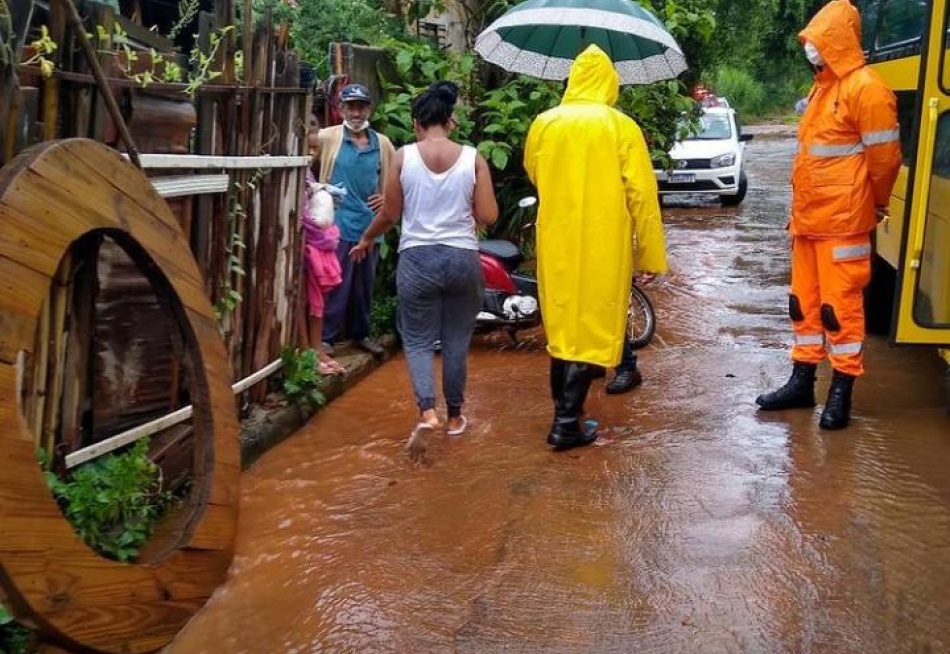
[214,168,268,323]
[476,77,560,171]
[0,604,36,654]
[290,0,404,75]
[370,293,399,338]
[280,348,327,409]
[374,38,478,147]
[23,24,57,78]
[710,66,766,117]
[41,439,174,563]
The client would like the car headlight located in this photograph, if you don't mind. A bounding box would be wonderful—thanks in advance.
[710,152,736,168]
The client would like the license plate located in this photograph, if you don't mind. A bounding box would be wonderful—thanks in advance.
[669,173,695,183]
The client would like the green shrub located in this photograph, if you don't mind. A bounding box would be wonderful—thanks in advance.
[41,439,174,563]
[711,66,766,117]
[370,293,399,338]
[280,348,326,409]
[0,604,36,654]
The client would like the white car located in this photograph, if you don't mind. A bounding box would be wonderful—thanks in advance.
[654,105,753,206]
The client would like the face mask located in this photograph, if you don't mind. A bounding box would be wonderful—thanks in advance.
[804,41,824,67]
[344,119,370,133]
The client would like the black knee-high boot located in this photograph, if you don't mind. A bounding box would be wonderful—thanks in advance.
[548,360,598,450]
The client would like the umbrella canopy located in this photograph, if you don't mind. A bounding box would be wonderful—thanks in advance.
[474,0,688,85]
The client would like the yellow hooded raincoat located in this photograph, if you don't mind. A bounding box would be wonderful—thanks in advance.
[525,45,667,368]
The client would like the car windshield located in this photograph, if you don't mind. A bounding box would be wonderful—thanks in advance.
[684,114,733,140]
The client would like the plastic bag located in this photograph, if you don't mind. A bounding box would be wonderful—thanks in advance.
[306,181,336,228]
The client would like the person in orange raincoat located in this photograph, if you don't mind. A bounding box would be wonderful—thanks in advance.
[756,0,901,430]
[525,44,667,451]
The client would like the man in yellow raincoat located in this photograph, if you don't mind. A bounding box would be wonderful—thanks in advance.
[525,44,667,451]
[755,0,900,430]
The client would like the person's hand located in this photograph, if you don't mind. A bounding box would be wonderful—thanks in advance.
[368,193,385,212]
[349,238,374,262]
[875,205,890,223]
[635,272,658,286]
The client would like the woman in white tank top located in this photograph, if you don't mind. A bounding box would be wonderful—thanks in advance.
[350,81,498,460]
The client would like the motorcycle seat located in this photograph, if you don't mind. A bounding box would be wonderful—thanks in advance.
[479,239,523,270]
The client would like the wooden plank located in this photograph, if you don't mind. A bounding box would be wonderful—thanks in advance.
[150,174,229,198]
[39,255,72,455]
[59,241,100,452]
[129,153,311,169]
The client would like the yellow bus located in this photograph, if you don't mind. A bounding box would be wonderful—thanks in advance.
[855,0,950,371]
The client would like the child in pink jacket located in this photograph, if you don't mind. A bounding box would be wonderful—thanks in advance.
[302,126,344,375]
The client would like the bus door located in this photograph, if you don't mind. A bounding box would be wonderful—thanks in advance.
[892,0,950,349]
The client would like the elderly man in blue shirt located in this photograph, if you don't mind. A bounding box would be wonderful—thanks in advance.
[314,83,396,358]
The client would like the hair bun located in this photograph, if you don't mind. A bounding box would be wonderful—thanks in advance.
[430,81,459,104]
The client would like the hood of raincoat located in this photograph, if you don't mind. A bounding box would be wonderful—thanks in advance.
[561,44,619,107]
[798,0,865,79]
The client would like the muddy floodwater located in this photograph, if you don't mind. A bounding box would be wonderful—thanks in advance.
[167,135,950,654]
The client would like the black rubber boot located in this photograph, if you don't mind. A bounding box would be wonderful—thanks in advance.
[755,362,817,410]
[606,365,643,395]
[550,358,566,404]
[548,361,598,450]
[819,370,855,430]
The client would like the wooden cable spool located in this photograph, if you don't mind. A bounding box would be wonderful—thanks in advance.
[0,139,239,653]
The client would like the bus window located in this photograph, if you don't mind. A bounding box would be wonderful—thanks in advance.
[855,0,880,52]
[914,112,950,327]
[943,9,950,93]
[877,0,928,49]
[895,91,918,165]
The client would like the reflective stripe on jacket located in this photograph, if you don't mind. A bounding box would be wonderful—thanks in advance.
[791,0,901,238]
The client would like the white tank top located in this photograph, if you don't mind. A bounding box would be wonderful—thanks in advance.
[398,143,478,252]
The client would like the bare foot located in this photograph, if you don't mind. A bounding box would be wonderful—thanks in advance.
[407,410,440,462]
[406,423,434,463]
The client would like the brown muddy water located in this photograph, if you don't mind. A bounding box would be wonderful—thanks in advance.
[167,137,950,654]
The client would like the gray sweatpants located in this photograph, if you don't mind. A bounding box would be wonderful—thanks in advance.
[397,245,484,416]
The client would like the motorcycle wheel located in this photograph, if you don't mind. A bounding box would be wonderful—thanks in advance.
[627,285,656,349]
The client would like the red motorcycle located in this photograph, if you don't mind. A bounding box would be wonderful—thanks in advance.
[476,197,656,347]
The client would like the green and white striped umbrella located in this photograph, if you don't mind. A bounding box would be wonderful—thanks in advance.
[474,0,687,85]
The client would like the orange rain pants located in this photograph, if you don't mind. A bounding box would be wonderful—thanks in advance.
[789,234,872,377]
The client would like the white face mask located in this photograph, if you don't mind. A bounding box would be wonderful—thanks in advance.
[804,41,824,67]
[344,119,370,133]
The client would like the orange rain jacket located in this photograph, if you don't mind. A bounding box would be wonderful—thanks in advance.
[792,0,901,237]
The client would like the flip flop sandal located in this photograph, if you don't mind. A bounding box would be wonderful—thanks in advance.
[446,415,468,436]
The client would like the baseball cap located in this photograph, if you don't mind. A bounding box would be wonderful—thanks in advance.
[340,84,372,103]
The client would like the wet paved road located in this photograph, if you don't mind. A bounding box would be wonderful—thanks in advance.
[167,136,950,654]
